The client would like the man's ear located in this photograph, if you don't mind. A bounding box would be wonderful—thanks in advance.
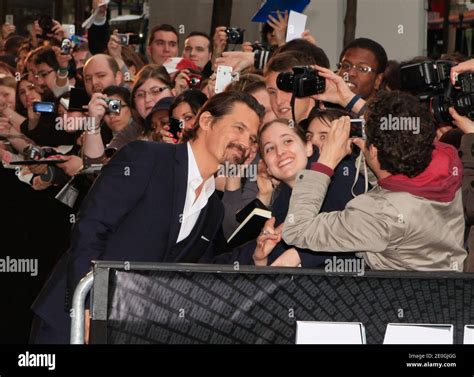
[115,70,123,85]
[374,73,384,90]
[199,111,213,131]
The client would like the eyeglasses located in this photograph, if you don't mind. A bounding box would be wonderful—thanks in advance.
[134,86,170,100]
[34,69,55,79]
[337,61,375,74]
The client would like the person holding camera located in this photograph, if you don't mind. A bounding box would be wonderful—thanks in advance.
[279,90,466,271]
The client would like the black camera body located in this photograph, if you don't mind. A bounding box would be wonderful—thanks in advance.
[226,27,244,44]
[277,66,326,98]
[37,14,53,39]
[401,60,474,123]
[104,98,121,114]
[60,39,72,55]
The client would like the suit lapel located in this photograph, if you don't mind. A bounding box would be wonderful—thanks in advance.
[166,143,188,252]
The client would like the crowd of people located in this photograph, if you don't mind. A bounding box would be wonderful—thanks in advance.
[0,1,473,344]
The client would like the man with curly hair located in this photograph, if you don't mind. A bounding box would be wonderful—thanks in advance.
[280,90,467,271]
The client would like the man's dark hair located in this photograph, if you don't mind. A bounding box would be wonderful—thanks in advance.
[339,37,388,74]
[276,39,330,68]
[185,31,212,53]
[382,60,401,91]
[34,46,59,70]
[182,90,265,142]
[264,51,317,76]
[224,73,266,94]
[148,24,179,46]
[169,90,208,118]
[4,35,26,55]
[365,90,435,177]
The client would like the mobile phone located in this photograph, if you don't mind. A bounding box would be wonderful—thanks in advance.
[215,65,233,94]
[33,101,56,113]
[62,24,75,37]
[349,119,366,139]
[5,15,14,25]
[168,117,184,139]
[69,88,90,112]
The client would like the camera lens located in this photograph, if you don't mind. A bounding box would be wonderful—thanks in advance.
[276,72,294,93]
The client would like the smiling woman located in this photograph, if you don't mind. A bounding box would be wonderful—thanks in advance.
[258,118,313,188]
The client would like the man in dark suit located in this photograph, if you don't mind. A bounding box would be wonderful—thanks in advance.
[30,90,264,343]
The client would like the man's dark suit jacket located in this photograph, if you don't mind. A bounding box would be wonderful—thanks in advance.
[31,141,224,343]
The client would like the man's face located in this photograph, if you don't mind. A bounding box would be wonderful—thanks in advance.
[83,55,121,96]
[182,35,211,69]
[337,47,383,100]
[251,88,276,126]
[202,102,260,165]
[73,50,88,69]
[148,31,179,66]
[34,63,56,94]
[265,71,314,122]
[0,85,15,108]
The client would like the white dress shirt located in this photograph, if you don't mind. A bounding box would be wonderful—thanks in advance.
[176,143,216,243]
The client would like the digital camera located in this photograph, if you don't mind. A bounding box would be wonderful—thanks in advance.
[226,27,244,44]
[277,66,326,98]
[60,39,72,55]
[400,60,474,123]
[105,98,121,114]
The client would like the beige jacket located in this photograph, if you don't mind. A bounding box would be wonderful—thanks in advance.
[282,169,467,272]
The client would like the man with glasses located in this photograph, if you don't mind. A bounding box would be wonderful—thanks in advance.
[33,46,73,97]
[336,38,387,102]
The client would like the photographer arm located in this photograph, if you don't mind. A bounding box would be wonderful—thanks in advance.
[282,118,391,252]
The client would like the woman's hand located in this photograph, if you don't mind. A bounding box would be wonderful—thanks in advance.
[310,65,355,107]
[174,69,190,96]
[267,10,289,47]
[253,217,284,266]
[256,159,276,206]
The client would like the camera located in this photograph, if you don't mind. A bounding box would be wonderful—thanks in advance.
[33,101,56,113]
[400,60,454,93]
[23,145,57,160]
[187,73,202,89]
[36,14,53,38]
[105,98,121,114]
[430,72,474,123]
[401,60,474,123]
[349,119,366,139]
[226,27,244,44]
[60,38,72,55]
[277,66,326,98]
[117,33,141,45]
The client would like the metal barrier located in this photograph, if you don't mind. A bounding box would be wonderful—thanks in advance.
[71,261,474,344]
[70,271,94,344]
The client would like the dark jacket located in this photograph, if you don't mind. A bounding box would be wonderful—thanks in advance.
[32,141,224,343]
[461,133,474,271]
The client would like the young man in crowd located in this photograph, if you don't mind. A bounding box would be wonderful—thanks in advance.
[182,32,212,70]
[147,24,179,66]
[277,90,467,271]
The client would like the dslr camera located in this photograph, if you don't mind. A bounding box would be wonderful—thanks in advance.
[277,66,326,98]
[36,14,53,39]
[60,38,72,55]
[226,27,244,44]
[105,98,121,114]
[400,60,474,123]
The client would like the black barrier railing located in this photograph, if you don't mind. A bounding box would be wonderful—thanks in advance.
[84,261,474,344]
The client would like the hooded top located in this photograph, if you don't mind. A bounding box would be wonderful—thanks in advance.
[379,142,462,202]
